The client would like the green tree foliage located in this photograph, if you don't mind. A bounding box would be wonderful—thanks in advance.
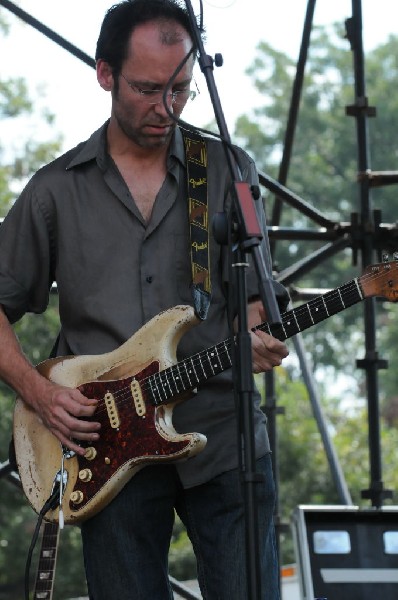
[233,25,398,565]
[235,25,398,380]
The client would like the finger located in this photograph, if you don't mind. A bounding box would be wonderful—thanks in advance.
[45,404,101,444]
[69,429,101,443]
[54,390,100,423]
[251,337,285,372]
[67,399,100,420]
[53,431,89,456]
[253,355,282,373]
[254,330,289,357]
[49,417,100,455]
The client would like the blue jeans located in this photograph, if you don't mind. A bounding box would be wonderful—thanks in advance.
[81,454,280,599]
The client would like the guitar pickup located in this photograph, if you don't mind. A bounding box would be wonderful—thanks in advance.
[104,391,120,428]
[131,380,146,417]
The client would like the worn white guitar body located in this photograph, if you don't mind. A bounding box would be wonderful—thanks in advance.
[13,305,207,525]
[13,261,398,525]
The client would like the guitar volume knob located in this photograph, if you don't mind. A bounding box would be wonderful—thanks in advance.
[78,468,93,482]
[84,446,97,461]
[70,490,84,504]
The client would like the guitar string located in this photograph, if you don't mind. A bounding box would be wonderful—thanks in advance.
[80,267,394,421]
[81,268,387,419]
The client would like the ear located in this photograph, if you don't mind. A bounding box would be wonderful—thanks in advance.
[96,59,114,91]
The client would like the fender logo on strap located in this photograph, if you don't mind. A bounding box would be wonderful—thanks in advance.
[182,128,212,320]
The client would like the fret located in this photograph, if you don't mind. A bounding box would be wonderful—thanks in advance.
[278,313,298,339]
[148,375,159,405]
[341,279,362,307]
[152,372,170,404]
[224,341,232,368]
[323,290,340,315]
[268,320,287,341]
[149,374,162,405]
[175,361,192,392]
[197,352,207,379]
[182,360,193,387]
[184,356,200,387]
[354,277,363,299]
[158,371,174,397]
[169,364,182,395]
[288,306,311,334]
[157,373,168,401]
[176,362,187,393]
[217,342,232,371]
[205,350,216,376]
[322,295,330,316]
[308,295,329,325]
[306,303,315,325]
[263,321,272,335]
[214,347,224,372]
[175,362,188,393]
[187,357,200,384]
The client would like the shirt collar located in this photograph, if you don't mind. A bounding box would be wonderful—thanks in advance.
[65,121,109,171]
[65,121,188,171]
[168,126,186,168]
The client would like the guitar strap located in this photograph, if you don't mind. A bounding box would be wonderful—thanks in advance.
[182,127,212,321]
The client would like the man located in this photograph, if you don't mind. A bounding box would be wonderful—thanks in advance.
[0,1,289,598]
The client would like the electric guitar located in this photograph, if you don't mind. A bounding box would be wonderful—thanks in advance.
[13,261,398,525]
[33,521,59,600]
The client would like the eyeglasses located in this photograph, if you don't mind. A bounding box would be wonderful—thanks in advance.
[120,74,197,106]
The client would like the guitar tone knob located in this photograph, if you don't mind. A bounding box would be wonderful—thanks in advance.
[84,446,97,461]
[70,490,84,504]
[78,468,93,482]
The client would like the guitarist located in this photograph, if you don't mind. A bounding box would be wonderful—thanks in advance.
[0,1,289,599]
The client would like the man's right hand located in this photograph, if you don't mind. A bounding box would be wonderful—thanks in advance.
[28,376,101,455]
[0,305,101,456]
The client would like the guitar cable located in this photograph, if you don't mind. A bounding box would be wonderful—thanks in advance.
[24,484,60,600]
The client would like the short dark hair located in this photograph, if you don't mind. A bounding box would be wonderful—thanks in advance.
[95,0,199,78]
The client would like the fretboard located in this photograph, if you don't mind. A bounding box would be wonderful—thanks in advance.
[148,275,363,406]
[261,276,363,341]
[33,521,59,600]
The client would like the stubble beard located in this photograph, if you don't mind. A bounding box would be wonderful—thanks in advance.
[115,112,176,150]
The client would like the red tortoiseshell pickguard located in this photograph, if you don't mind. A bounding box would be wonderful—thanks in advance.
[69,361,190,511]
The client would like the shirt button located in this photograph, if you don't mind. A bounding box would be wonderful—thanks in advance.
[146,276,153,283]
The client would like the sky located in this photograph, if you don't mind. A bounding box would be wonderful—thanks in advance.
[0,0,397,153]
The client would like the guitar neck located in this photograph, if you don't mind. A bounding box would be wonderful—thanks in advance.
[260,275,363,341]
[148,274,365,405]
[33,521,59,600]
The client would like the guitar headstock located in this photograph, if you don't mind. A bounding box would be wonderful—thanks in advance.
[360,260,398,302]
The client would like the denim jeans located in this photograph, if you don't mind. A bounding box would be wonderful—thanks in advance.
[81,454,280,599]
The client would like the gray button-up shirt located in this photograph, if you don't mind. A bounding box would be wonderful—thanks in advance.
[0,122,271,487]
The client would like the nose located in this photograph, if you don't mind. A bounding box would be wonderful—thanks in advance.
[153,95,174,117]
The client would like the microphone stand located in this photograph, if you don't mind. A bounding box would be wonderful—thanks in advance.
[184,3,282,598]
